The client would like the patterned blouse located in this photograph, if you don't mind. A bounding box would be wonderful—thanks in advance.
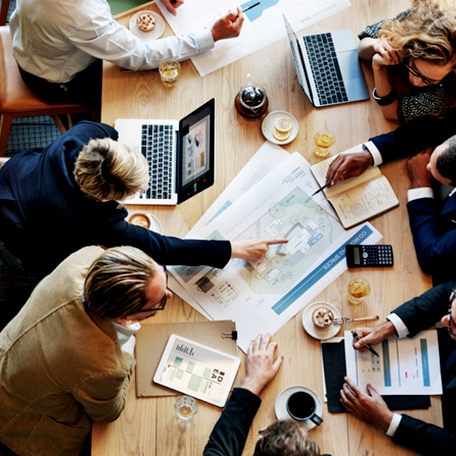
[359,10,452,123]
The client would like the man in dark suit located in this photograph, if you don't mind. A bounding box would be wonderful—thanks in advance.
[340,281,456,456]
[325,112,456,284]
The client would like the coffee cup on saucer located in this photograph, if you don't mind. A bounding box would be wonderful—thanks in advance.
[286,390,323,426]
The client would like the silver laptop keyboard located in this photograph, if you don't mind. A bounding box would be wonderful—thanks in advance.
[303,33,348,106]
[140,124,174,201]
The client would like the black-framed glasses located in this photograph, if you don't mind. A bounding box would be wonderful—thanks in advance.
[404,59,438,86]
[135,265,169,313]
[447,289,456,338]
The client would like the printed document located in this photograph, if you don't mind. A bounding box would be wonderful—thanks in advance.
[169,151,382,352]
[158,0,352,76]
[344,330,443,395]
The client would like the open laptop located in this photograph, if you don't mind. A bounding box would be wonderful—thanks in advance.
[283,15,369,107]
[115,98,215,205]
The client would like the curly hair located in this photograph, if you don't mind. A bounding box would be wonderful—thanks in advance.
[254,419,320,456]
[379,0,456,65]
[74,138,149,201]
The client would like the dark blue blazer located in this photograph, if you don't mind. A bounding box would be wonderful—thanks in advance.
[370,111,456,284]
[0,121,231,275]
[391,282,456,455]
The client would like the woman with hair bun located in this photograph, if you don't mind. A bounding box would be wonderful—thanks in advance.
[359,0,456,123]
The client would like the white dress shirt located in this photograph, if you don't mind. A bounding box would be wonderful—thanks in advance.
[10,0,214,83]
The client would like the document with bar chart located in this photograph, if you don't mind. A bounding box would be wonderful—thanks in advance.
[344,330,443,395]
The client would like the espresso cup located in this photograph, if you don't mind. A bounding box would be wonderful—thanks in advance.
[286,391,323,425]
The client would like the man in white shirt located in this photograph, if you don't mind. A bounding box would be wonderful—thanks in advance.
[9,0,244,106]
[340,281,456,456]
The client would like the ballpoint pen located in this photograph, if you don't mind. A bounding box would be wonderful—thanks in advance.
[351,331,379,357]
[311,179,333,197]
[242,2,260,13]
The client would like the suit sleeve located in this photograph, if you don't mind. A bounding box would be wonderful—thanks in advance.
[100,214,232,268]
[406,198,456,278]
[370,112,456,165]
[393,413,456,455]
[203,388,261,456]
[393,282,456,337]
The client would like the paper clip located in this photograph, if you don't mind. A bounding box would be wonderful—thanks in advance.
[222,331,238,340]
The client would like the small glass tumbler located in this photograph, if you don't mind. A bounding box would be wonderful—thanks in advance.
[347,277,371,305]
[174,395,198,428]
[159,60,181,88]
[314,130,336,158]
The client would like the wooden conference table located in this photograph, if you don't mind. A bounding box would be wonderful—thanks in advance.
[93,0,441,454]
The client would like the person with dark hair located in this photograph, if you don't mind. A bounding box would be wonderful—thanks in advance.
[340,280,456,455]
[204,334,330,456]
[0,245,173,456]
[0,121,286,279]
[325,115,456,284]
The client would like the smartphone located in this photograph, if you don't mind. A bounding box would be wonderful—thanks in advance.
[346,244,393,268]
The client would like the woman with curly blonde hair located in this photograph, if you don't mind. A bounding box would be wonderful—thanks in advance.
[359,0,456,123]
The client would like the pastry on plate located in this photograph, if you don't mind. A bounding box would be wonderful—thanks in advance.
[136,12,156,33]
[312,306,334,328]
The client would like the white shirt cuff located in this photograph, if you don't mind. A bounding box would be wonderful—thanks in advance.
[386,413,403,437]
[407,187,434,202]
[194,29,215,53]
[363,141,382,167]
[386,313,409,339]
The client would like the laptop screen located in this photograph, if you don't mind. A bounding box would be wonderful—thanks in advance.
[177,98,215,204]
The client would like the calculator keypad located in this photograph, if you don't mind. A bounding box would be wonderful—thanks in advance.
[360,245,393,266]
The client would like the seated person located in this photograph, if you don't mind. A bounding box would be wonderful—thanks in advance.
[340,280,456,455]
[204,334,329,456]
[0,121,286,278]
[358,0,456,123]
[0,245,179,455]
[326,121,456,285]
[9,0,244,106]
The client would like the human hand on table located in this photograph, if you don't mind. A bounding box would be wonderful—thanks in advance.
[372,39,401,68]
[160,0,184,16]
[231,239,288,262]
[351,321,397,352]
[407,148,433,189]
[241,333,284,396]
[211,7,244,42]
[340,376,394,432]
[325,150,374,186]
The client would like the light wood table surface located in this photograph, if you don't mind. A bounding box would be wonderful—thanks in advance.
[93,1,441,455]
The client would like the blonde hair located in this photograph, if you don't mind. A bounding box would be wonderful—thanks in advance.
[84,246,157,320]
[74,138,149,201]
[380,0,456,66]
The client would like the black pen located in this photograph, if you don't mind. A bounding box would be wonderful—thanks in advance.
[242,2,260,13]
[351,331,379,357]
[311,180,333,197]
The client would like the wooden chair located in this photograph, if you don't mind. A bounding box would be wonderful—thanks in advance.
[0,26,100,156]
[0,0,10,26]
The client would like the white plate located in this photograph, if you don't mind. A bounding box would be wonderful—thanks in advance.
[275,385,323,430]
[302,301,341,340]
[129,11,165,40]
[127,211,163,234]
[261,110,299,145]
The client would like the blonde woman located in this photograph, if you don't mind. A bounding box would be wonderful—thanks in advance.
[359,0,456,123]
[0,121,286,276]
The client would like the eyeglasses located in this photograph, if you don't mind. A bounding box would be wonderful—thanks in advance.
[135,265,169,314]
[447,290,456,338]
[404,59,439,86]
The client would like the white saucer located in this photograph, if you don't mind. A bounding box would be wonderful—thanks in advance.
[261,110,299,145]
[129,11,165,40]
[302,301,341,340]
[275,385,323,430]
[127,211,163,234]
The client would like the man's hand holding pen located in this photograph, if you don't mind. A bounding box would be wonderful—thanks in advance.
[325,150,374,186]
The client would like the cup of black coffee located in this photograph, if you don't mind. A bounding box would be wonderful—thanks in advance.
[286,391,323,425]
